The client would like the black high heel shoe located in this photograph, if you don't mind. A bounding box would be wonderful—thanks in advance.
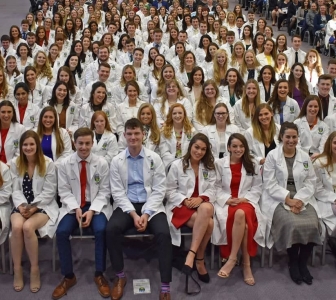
[182,250,201,295]
[195,258,210,283]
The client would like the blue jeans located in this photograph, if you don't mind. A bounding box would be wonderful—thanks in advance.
[56,203,107,276]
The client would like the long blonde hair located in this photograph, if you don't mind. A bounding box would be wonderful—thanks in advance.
[212,49,228,86]
[230,41,245,67]
[303,49,324,77]
[0,68,9,99]
[241,79,262,118]
[315,131,336,175]
[137,103,161,145]
[162,103,193,139]
[120,65,136,86]
[240,49,261,76]
[195,80,218,126]
[16,130,47,177]
[34,51,53,81]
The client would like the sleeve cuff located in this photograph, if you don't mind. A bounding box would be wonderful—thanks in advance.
[144,210,155,216]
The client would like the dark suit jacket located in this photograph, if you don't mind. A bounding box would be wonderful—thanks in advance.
[152,0,170,10]
[313,13,331,32]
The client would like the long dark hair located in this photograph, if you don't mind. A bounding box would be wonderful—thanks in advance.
[89,81,107,110]
[268,79,289,114]
[228,133,256,175]
[182,133,215,173]
[0,100,18,128]
[297,95,323,120]
[70,40,86,63]
[187,66,205,92]
[223,68,245,98]
[257,65,276,84]
[48,81,71,110]
[287,63,310,100]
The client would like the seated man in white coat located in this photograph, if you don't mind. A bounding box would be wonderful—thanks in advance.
[106,118,172,300]
[52,128,112,300]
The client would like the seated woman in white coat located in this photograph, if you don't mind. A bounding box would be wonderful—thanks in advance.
[13,83,41,130]
[79,81,117,132]
[267,79,300,125]
[256,38,277,68]
[244,103,281,165]
[261,122,321,285]
[0,161,12,250]
[23,67,47,109]
[175,51,197,87]
[160,103,196,170]
[294,96,329,159]
[111,64,148,106]
[185,67,205,106]
[0,101,26,165]
[118,103,161,154]
[214,133,264,286]
[313,132,336,244]
[90,111,118,164]
[234,79,263,132]
[153,79,192,128]
[35,106,73,167]
[203,103,240,159]
[193,80,234,132]
[10,130,58,293]
[166,133,216,287]
[115,81,145,136]
[257,65,276,103]
[4,56,24,88]
[45,81,79,140]
[219,68,244,107]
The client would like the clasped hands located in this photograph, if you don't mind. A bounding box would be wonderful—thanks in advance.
[183,197,203,208]
[226,197,248,206]
[76,208,94,227]
[130,211,149,232]
[285,197,304,214]
[18,204,38,219]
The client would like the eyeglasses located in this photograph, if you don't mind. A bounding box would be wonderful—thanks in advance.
[215,112,228,116]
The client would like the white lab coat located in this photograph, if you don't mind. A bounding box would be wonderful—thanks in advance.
[260,145,320,248]
[0,85,15,103]
[153,97,193,127]
[212,157,266,246]
[184,87,199,107]
[82,79,115,105]
[218,86,241,107]
[233,99,265,132]
[92,130,118,164]
[271,96,300,124]
[79,102,117,133]
[313,157,336,234]
[5,73,23,89]
[165,159,216,246]
[202,124,240,159]
[244,124,281,164]
[57,152,112,222]
[256,53,275,68]
[294,117,329,155]
[14,100,41,130]
[258,82,274,102]
[304,65,323,88]
[133,64,151,85]
[11,157,59,238]
[115,98,146,136]
[28,82,47,108]
[324,113,336,132]
[0,162,12,245]
[84,59,122,85]
[0,122,26,164]
[110,147,166,220]
[159,128,196,169]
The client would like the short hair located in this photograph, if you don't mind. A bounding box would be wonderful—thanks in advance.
[327,58,336,65]
[279,122,299,142]
[248,10,255,14]
[74,127,94,142]
[1,35,10,42]
[291,34,301,41]
[153,28,163,34]
[318,74,333,83]
[125,38,135,45]
[236,16,244,21]
[227,30,235,37]
[124,118,143,132]
[133,47,144,54]
[27,32,35,38]
[98,62,111,70]
[21,19,29,25]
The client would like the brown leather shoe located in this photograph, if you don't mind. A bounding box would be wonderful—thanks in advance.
[52,276,77,300]
[94,275,110,298]
[159,292,171,300]
[110,277,127,300]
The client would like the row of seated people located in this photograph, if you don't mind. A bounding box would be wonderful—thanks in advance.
[0,117,335,299]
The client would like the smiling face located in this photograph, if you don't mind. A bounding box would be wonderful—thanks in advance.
[139,107,152,125]
[277,82,289,100]
[306,99,319,118]
[258,107,273,127]
[171,106,185,125]
[92,86,106,105]
[204,83,217,99]
[75,135,93,159]
[214,105,228,125]
[281,128,298,152]
[55,83,68,102]
[94,114,106,132]
[245,82,258,101]
[0,105,13,126]
[190,139,207,163]
[228,138,245,160]
[124,126,144,149]
[15,87,28,104]
[261,68,272,83]
[193,70,203,85]
[126,84,138,101]
[162,67,174,80]
[42,110,55,130]
[227,71,238,86]
[22,137,37,158]
[292,65,303,80]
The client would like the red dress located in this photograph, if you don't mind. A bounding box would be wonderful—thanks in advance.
[171,176,209,229]
[220,162,258,258]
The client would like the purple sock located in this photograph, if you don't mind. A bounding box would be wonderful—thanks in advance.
[161,282,170,293]
[116,271,125,278]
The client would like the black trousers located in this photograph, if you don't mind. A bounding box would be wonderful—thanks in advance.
[106,204,172,283]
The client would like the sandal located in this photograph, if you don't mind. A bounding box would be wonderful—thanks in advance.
[13,267,24,292]
[30,269,41,293]
[217,257,237,278]
[242,263,255,286]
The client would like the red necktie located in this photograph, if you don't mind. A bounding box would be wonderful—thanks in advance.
[80,161,87,207]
